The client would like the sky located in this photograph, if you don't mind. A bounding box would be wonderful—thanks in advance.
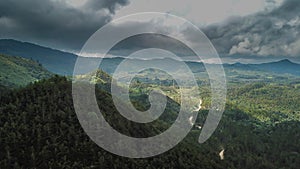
[0,0,299,63]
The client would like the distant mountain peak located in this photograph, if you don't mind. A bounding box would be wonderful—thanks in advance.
[276,59,294,64]
[233,62,243,65]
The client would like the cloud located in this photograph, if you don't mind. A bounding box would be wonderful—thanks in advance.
[1,0,299,63]
[108,34,196,58]
[78,0,300,63]
[0,0,129,51]
[77,16,197,59]
[84,0,129,14]
[203,0,300,58]
[76,14,217,61]
[115,0,279,26]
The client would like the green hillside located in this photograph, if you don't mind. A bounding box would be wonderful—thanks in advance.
[0,76,299,168]
[0,54,53,88]
[228,83,300,122]
[0,39,77,75]
[0,49,299,168]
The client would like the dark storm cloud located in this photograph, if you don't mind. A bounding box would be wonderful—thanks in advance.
[92,0,300,62]
[108,34,195,57]
[1,0,299,62]
[0,0,129,50]
[75,18,197,58]
[84,0,129,14]
[203,0,300,58]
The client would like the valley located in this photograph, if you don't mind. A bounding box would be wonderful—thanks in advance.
[0,40,299,168]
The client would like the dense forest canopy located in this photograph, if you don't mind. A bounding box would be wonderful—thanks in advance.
[0,74,299,168]
[0,50,299,168]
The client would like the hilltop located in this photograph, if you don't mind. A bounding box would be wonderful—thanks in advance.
[0,54,52,88]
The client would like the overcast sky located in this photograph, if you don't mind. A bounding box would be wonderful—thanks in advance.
[0,0,299,63]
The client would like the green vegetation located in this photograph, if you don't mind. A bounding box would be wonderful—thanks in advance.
[0,75,299,168]
[228,83,300,123]
[0,39,77,75]
[0,51,299,168]
[0,54,52,88]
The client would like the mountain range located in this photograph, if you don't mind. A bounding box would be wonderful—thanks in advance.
[0,39,299,77]
[0,39,77,75]
[0,39,299,168]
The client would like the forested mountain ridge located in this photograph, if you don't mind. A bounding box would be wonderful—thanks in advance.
[252,59,300,76]
[0,39,299,168]
[0,76,299,168]
[0,39,77,75]
[0,54,53,88]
